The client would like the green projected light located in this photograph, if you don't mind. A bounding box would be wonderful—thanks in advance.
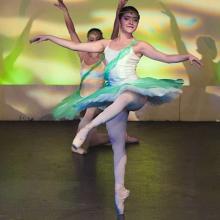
[0,0,220,85]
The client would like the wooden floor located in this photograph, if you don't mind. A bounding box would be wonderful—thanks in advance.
[0,121,220,220]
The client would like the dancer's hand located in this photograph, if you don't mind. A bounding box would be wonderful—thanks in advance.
[54,0,67,12]
[30,35,49,44]
[119,0,128,8]
[160,2,174,18]
[188,54,202,68]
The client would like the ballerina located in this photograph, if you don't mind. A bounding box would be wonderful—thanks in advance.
[30,5,201,217]
[52,0,138,154]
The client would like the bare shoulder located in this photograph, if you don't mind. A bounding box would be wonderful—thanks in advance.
[135,41,153,49]
[133,40,155,55]
[133,40,149,54]
[99,39,111,49]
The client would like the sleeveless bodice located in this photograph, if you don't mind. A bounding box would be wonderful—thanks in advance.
[104,46,140,86]
[79,59,105,97]
[80,60,105,79]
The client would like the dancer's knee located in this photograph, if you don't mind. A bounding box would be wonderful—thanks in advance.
[118,91,136,104]
[113,147,126,162]
[118,91,147,107]
[109,135,123,145]
[124,92,147,111]
[108,129,125,144]
[110,136,126,155]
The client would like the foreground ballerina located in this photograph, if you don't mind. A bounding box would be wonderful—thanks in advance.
[31,5,201,217]
[52,0,138,154]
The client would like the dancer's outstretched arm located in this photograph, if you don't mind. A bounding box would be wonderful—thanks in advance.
[111,0,128,39]
[137,41,202,67]
[30,35,109,53]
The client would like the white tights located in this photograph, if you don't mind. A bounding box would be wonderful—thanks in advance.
[75,92,142,149]
[106,110,128,191]
[85,91,147,130]
[74,91,147,214]
[77,107,108,149]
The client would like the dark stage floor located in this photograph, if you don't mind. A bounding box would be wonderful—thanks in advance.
[0,121,220,220]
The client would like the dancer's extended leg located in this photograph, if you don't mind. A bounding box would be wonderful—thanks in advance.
[106,110,129,215]
[71,107,96,154]
[72,107,109,154]
[80,107,139,145]
[72,92,146,148]
[77,107,97,130]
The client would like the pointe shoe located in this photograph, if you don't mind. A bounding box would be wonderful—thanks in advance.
[72,126,90,149]
[115,187,130,215]
[71,145,87,155]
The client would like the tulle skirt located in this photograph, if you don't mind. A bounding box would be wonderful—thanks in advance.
[52,77,184,120]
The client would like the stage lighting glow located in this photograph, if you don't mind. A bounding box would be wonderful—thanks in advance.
[0,0,220,86]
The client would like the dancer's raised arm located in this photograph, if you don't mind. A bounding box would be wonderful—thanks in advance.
[54,0,81,43]
[137,41,202,67]
[54,0,86,59]
[30,35,108,53]
[111,0,128,39]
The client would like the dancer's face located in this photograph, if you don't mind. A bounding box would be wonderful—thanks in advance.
[120,12,139,34]
[87,33,101,42]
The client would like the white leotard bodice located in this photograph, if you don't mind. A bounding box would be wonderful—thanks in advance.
[104,46,140,86]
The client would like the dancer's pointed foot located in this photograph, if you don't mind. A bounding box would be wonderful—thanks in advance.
[125,135,139,144]
[71,145,87,155]
[115,187,130,215]
[72,126,90,149]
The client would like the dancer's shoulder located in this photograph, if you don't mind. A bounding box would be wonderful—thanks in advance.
[134,40,153,48]
[133,40,156,53]
[101,39,112,48]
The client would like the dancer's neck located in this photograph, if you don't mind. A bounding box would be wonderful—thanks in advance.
[117,30,134,43]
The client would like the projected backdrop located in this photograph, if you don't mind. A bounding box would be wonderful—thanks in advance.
[1,0,220,85]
